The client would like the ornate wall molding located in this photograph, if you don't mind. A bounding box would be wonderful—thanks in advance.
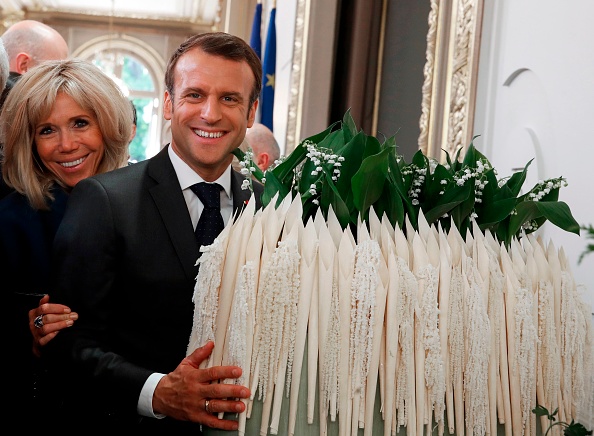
[418,0,484,160]
[284,0,307,154]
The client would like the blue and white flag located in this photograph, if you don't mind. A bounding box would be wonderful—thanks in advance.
[249,2,263,60]
[261,6,276,131]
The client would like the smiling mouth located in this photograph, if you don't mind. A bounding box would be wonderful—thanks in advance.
[60,156,86,168]
[194,129,224,138]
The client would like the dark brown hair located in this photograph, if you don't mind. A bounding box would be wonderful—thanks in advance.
[165,32,262,109]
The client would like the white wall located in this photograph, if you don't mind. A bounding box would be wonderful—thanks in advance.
[474,0,594,313]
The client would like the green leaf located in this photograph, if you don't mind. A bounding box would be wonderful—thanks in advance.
[321,172,351,228]
[273,122,338,183]
[352,145,392,215]
[411,149,428,169]
[318,128,348,153]
[341,108,358,143]
[539,201,581,234]
[532,404,552,418]
[374,181,405,228]
[509,201,581,237]
[260,170,290,209]
[232,146,246,162]
[424,181,473,225]
[504,159,533,197]
[232,147,265,182]
[445,146,464,173]
[450,184,476,232]
[462,142,479,167]
[564,421,593,436]
[334,131,367,209]
[477,197,518,228]
[362,134,382,160]
[423,164,450,200]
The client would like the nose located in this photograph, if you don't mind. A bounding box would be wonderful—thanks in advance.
[200,96,222,124]
[57,129,79,152]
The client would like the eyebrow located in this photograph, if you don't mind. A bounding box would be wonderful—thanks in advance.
[182,86,245,101]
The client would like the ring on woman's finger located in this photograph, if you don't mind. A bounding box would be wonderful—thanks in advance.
[204,399,212,414]
[34,314,44,329]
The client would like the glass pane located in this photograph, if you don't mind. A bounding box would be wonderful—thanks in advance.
[122,54,155,92]
[91,51,122,77]
[90,48,159,162]
[128,97,153,162]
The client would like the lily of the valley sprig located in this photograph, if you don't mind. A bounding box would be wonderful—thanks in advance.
[233,110,580,247]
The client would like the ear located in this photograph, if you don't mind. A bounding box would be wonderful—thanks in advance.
[13,53,32,74]
[246,99,259,128]
[257,152,270,171]
[163,90,173,121]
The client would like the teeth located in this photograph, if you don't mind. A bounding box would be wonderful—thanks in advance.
[195,129,223,138]
[60,157,85,168]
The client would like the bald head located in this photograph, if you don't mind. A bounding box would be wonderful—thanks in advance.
[245,123,280,171]
[1,20,69,73]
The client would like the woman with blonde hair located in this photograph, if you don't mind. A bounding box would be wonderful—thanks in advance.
[0,58,132,425]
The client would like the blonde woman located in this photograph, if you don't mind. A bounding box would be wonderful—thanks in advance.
[0,58,132,424]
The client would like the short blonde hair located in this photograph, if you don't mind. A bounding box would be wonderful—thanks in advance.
[0,59,132,210]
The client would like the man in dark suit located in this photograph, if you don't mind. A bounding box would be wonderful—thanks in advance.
[50,32,263,432]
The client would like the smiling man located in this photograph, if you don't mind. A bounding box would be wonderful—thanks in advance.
[49,33,264,432]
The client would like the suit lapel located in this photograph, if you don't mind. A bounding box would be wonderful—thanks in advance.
[148,147,200,283]
[144,152,262,283]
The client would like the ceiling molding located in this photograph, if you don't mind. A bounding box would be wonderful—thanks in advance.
[24,9,215,35]
[1,0,223,33]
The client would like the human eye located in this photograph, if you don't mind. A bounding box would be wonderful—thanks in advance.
[73,118,90,128]
[37,125,54,136]
[186,92,203,100]
[222,95,240,104]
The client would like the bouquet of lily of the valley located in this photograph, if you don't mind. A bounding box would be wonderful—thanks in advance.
[188,111,593,436]
[234,109,580,247]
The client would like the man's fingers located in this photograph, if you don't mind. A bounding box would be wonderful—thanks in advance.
[202,398,246,415]
[185,341,215,368]
[197,364,243,384]
[199,380,250,400]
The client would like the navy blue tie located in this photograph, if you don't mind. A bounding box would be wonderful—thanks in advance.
[190,182,224,251]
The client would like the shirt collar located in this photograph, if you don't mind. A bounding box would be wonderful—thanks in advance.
[168,145,232,199]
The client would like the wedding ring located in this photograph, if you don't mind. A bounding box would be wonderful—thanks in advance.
[204,399,212,414]
[34,314,44,329]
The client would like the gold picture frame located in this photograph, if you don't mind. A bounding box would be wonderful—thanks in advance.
[418,0,485,161]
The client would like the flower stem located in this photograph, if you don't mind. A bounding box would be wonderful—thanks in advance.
[544,421,567,436]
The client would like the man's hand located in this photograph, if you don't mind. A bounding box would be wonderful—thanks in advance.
[29,294,78,357]
[153,341,251,430]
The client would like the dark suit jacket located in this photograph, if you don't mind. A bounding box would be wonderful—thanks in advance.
[50,146,263,430]
[0,185,70,424]
[0,184,69,293]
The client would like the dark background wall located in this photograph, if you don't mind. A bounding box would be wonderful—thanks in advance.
[376,1,431,161]
[330,0,430,161]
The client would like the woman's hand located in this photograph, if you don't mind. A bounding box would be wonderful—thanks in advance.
[29,294,78,357]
